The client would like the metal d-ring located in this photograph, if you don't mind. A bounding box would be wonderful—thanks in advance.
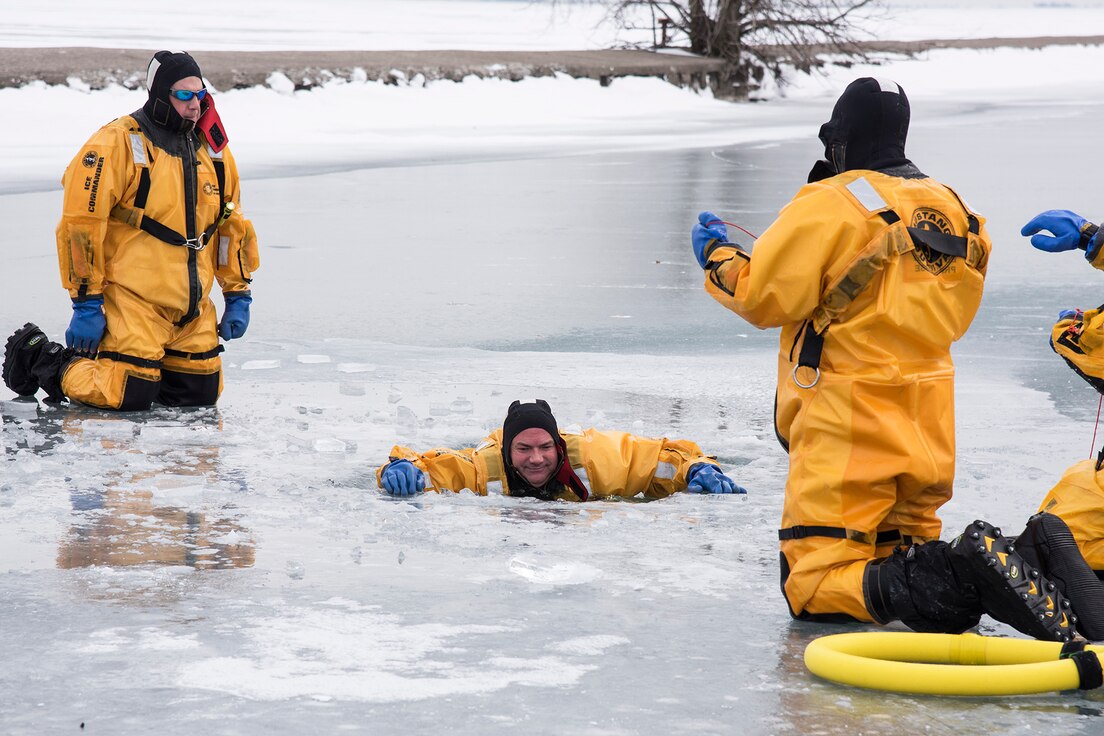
[792,364,820,389]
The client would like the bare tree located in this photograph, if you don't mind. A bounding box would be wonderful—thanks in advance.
[598,1,882,99]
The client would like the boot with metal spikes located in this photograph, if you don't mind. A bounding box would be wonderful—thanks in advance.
[1013,512,1104,641]
[948,519,1077,643]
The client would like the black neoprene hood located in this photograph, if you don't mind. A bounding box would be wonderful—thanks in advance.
[819,77,911,173]
[142,50,203,132]
[502,399,560,457]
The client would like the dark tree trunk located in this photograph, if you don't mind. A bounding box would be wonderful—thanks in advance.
[592,0,878,101]
[687,0,712,55]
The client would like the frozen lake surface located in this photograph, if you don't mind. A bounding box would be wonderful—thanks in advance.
[5,90,1104,734]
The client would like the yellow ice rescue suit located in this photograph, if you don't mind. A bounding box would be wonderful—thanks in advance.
[1038,460,1104,574]
[1052,307,1104,396]
[703,169,991,620]
[379,428,721,501]
[55,110,258,409]
[1042,299,1104,575]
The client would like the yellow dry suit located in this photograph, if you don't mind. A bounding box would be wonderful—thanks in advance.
[702,169,990,620]
[1044,274,1104,574]
[378,427,721,501]
[1037,460,1104,574]
[1051,307,1104,395]
[55,111,259,410]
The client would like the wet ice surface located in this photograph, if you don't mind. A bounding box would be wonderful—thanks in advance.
[5,99,1104,734]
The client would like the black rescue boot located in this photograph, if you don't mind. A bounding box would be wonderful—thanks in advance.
[2,322,71,402]
[864,541,983,634]
[1013,512,1104,641]
[866,522,1079,642]
[947,519,1077,642]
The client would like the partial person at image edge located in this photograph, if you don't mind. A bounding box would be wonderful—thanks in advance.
[376,399,745,501]
[2,50,259,410]
[692,76,1104,643]
[1017,207,1104,630]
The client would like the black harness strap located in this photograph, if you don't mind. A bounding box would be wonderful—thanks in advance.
[139,216,194,247]
[113,136,229,251]
[133,210,223,250]
[96,351,162,370]
[213,158,226,204]
[795,320,825,378]
[906,226,969,258]
[795,210,902,378]
[164,345,225,361]
[907,209,977,257]
[197,157,228,246]
[796,209,979,378]
[778,525,908,546]
[134,167,151,209]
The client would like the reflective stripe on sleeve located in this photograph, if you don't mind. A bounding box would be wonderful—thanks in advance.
[218,235,230,266]
[654,461,677,480]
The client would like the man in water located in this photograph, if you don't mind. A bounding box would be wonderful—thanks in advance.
[377,399,743,500]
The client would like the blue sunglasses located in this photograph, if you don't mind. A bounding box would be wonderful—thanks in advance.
[169,88,208,102]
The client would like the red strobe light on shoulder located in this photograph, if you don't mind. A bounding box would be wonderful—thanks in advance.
[197,94,228,152]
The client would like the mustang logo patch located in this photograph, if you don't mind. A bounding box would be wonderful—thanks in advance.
[910,207,955,275]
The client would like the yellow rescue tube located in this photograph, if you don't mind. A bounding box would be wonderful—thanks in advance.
[804,632,1104,696]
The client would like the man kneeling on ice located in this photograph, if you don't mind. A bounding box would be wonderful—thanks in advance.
[684,77,1104,644]
[2,51,258,411]
[376,399,744,500]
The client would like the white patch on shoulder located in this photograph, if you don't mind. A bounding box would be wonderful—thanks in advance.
[129,133,147,166]
[845,177,888,213]
[475,440,496,452]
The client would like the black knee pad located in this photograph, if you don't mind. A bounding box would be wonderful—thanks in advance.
[118,373,160,411]
[158,369,220,407]
[866,542,983,634]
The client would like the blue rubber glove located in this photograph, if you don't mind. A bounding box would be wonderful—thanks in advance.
[220,293,252,340]
[381,459,426,497]
[686,463,746,494]
[65,296,106,354]
[1020,210,1090,252]
[1058,309,1080,321]
[691,211,730,268]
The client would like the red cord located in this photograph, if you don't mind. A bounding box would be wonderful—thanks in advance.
[721,221,759,240]
[1092,393,1103,458]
